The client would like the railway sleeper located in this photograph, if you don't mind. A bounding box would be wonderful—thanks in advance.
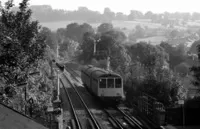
[131,116,143,126]
[116,118,126,128]
[134,117,150,129]
[123,116,136,128]
[108,117,119,129]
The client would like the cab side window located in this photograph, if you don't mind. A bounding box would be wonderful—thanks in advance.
[115,78,122,88]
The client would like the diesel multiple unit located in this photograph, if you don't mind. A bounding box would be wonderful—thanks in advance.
[81,65,125,104]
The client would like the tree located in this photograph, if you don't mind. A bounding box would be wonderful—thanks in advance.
[59,38,79,61]
[189,40,200,54]
[144,11,154,19]
[128,30,137,42]
[190,44,200,88]
[0,0,46,86]
[79,23,94,41]
[97,30,127,53]
[141,68,181,106]
[115,12,127,21]
[65,22,94,43]
[78,31,96,64]
[134,25,145,38]
[78,29,130,74]
[127,42,168,69]
[97,23,113,33]
[96,30,130,73]
[65,22,80,41]
[169,29,179,39]
[160,42,186,69]
[39,27,57,52]
[126,42,182,106]
[103,7,115,22]
[128,10,143,20]
[174,62,190,76]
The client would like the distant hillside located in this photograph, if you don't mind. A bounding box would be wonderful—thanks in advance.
[10,5,200,25]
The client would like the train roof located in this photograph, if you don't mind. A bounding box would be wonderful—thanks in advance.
[82,65,121,79]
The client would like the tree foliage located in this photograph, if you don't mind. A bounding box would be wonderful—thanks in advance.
[39,27,57,52]
[127,42,169,69]
[169,29,180,39]
[128,10,143,20]
[59,38,79,60]
[97,23,113,33]
[189,40,200,54]
[96,30,130,72]
[141,68,181,106]
[78,31,96,64]
[0,0,47,86]
[0,1,54,118]
[160,42,186,69]
[125,42,183,106]
[191,44,200,87]
[78,29,130,74]
[65,22,94,43]
[128,25,145,42]
[174,62,190,76]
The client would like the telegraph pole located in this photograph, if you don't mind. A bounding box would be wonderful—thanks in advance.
[94,41,96,55]
[57,43,59,59]
[57,72,60,101]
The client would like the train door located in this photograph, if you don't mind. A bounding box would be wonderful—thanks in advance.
[99,78,107,96]
[115,78,124,98]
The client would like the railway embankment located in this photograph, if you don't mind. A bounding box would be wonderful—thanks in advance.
[0,103,49,129]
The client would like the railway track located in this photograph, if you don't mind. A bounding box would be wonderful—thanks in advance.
[60,78,81,129]
[116,107,145,129]
[61,72,102,129]
[64,64,148,129]
[64,64,81,83]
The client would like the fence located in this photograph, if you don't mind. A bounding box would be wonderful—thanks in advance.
[132,91,166,126]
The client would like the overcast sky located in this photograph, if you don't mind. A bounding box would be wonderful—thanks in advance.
[1,0,200,14]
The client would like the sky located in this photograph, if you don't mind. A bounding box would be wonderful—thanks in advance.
[1,0,200,14]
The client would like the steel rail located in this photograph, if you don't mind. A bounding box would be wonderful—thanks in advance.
[60,78,82,129]
[63,73,102,129]
[116,107,145,129]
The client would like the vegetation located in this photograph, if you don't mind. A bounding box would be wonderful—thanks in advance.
[0,0,46,86]
[10,5,200,24]
[1,0,200,117]
[0,0,55,120]
[125,42,183,106]
[38,19,199,107]
[191,43,200,88]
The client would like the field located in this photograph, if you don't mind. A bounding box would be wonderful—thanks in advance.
[39,20,199,46]
[40,20,163,31]
[137,36,167,45]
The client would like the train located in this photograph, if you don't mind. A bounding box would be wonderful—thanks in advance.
[81,65,125,105]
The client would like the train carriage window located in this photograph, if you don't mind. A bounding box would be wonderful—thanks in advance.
[107,78,114,88]
[115,78,122,88]
[99,79,106,88]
